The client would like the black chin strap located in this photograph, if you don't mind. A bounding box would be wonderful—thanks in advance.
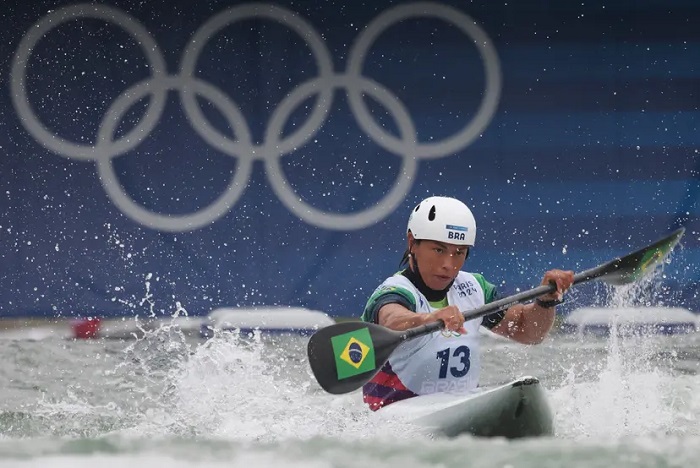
[402,257,454,302]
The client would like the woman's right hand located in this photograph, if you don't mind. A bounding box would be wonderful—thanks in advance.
[427,305,466,334]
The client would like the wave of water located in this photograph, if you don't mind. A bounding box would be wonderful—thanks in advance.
[2,272,700,466]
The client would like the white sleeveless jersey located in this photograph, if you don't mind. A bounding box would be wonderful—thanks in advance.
[378,271,486,395]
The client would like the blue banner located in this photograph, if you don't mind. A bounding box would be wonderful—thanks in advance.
[1,0,698,318]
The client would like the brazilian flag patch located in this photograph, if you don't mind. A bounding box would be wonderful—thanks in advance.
[331,327,376,380]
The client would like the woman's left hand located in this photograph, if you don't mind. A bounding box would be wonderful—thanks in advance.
[538,269,575,302]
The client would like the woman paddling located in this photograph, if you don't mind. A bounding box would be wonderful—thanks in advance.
[360,196,574,411]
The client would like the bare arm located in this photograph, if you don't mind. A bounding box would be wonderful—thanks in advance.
[491,268,574,344]
[377,303,465,333]
[491,302,556,344]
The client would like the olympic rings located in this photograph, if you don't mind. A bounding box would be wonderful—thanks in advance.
[10,2,501,232]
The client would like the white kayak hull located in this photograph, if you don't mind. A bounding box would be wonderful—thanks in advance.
[378,376,553,438]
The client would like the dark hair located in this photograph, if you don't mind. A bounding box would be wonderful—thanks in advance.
[399,238,471,268]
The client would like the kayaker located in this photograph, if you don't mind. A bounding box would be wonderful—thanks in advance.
[360,196,574,411]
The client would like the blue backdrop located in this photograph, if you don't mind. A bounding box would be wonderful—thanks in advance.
[1,0,698,319]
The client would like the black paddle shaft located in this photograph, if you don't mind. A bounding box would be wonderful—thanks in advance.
[404,268,588,340]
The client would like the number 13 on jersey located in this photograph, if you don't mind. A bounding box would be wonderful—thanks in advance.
[436,345,471,378]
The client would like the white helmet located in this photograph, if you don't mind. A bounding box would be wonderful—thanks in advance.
[407,196,476,246]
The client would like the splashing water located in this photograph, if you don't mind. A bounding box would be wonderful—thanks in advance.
[552,341,678,439]
[551,266,689,440]
[157,332,372,441]
[29,321,421,443]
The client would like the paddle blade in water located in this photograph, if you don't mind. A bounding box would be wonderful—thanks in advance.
[595,227,685,286]
[307,321,403,394]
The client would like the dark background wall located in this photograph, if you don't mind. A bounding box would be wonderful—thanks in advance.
[1,0,698,318]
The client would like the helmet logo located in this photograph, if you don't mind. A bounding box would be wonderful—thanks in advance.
[446,224,468,241]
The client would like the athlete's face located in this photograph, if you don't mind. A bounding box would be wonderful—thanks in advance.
[408,234,469,290]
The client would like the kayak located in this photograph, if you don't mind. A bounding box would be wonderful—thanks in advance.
[377,376,554,438]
